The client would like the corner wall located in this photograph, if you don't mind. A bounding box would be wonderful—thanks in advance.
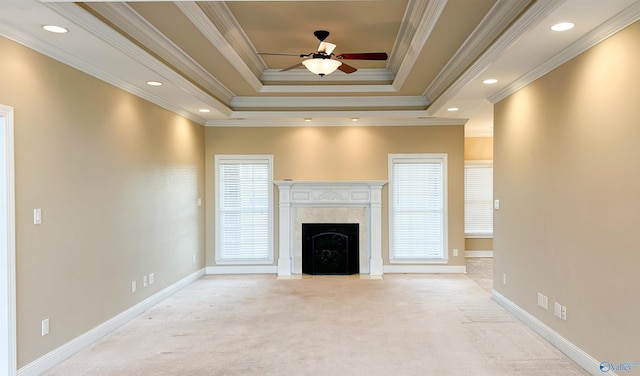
[0,37,205,367]
[494,21,640,363]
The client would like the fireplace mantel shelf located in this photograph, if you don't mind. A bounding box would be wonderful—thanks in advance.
[274,180,387,277]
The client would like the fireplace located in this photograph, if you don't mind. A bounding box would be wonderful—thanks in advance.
[274,180,387,277]
[302,223,359,275]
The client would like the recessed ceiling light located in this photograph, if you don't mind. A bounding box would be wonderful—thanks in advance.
[146,81,162,86]
[304,118,312,122]
[447,107,459,112]
[551,22,575,32]
[199,109,210,113]
[42,25,68,34]
[351,117,359,122]
[482,79,498,84]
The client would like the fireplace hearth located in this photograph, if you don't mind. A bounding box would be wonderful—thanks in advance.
[302,223,359,275]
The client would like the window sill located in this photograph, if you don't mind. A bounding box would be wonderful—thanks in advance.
[465,235,493,239]
[389,258,449,265]
[215,258,275,265]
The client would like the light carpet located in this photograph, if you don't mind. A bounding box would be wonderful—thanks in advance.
[45,272,588,375]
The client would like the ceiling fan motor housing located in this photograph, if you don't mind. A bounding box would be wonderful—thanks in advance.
[314,30,330,41]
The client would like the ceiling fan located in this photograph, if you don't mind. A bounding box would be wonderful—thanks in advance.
[258,30,388,77]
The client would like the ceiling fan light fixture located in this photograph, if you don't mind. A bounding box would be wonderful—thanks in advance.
[302,58,342,76]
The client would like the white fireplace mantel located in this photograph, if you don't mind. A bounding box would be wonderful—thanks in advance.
[274,180,387,277]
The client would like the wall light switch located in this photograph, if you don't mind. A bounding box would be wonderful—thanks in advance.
[34,208,42,225]
[197,198,202,207]
[131,280,137,293]
[494,199,500,210]
[453,248,458,257]
[502,273,507,285]
[42,319,49,336]
[143,275,149,287]
[554,302,562,318]
[149,273,155,285]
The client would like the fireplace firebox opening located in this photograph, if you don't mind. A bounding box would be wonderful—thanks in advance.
[302,223,359,275]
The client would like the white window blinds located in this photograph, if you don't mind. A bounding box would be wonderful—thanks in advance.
[216,156,273,263]
[389,155,447,261]
[464,162,493,237]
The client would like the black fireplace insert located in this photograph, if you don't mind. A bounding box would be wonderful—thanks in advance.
[302,223,359,275]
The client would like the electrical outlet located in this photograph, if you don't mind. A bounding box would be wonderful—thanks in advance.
[502,273,507,285]
[537,293,543,307]
[143,275,149,287]
[149,273,155,285]
[41,319,49,336]
[561,305,567,320]
[453,248,458,257]
[131,280,137,293]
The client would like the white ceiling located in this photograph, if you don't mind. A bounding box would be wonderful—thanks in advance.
[1,0,639,137]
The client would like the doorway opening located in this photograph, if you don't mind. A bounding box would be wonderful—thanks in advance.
[0,104,16,375]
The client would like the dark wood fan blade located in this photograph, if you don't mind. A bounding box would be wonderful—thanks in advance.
[280,62,304,72]
[336,52,388,60]
[337,63,357,74]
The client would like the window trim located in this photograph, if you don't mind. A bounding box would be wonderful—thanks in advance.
[464,160,493,239]
[214,155,274,265]
[388,153,449,264]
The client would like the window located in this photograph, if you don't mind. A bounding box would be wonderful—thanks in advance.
[215,155,273,264]
[388,154,448,262]
[464,161,493,237]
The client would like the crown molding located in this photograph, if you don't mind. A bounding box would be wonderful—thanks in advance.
[489,0,640,104]
[387,0,430,73]
[0,8,220,125]
[426,0,563,115]
[259,84,397,94]
[391,0,448,91]
[260,68,395,83]
[198,2,267,78]
[86,2,234,103]
[231,96,428,109]
[42,2,232,118]
[175,2,264,92]
[423,0,533,102]
[206,114,467,127]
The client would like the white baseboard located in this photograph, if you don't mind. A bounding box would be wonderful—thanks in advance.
[206,265,278,274]
[492,290,617,376]
[383,265,466,274]
[18,268,206,376]
[465,250,493,258]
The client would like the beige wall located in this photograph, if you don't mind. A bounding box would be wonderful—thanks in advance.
[0,37,205,367]
[464,137,494,252]
[464,137,493,160]
[205,125,465,266]
[494,21,640,362]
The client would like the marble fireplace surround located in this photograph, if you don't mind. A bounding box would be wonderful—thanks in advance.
[274,180,387,277]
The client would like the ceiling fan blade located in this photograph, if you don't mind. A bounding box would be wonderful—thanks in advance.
[337,52,388,60]
[337,63,357,74]
[280,62,304,72]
